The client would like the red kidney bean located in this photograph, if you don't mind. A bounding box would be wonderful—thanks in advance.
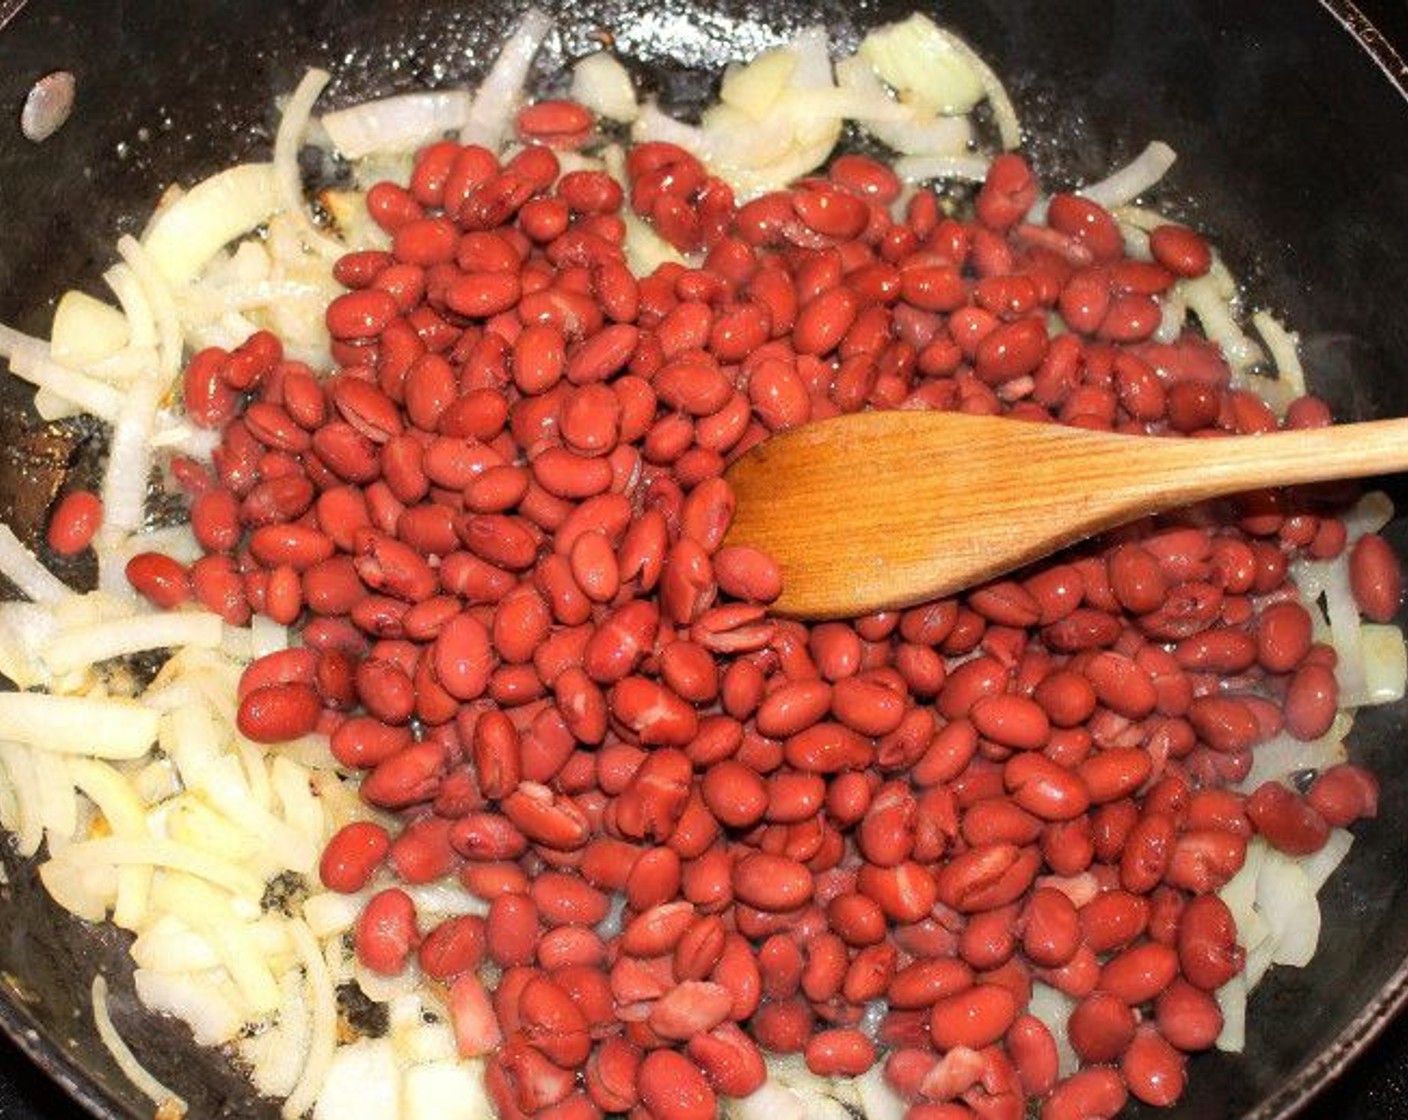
[1123,1024,1188,1106]
[1021,886,1081,968]
[1351,532,1402,621]
[319,820,390,893]
[637,1048,717,1120]
[126,552,192,609]
[355,887,420,974]
[1068,990,1136,1063]
[46,490,103,555]
[1246,780,1331,855]
[1307,763,1379,826]
[1283,662,1338,740]
[930,983,1017,1051]
[1041,1068,1127,1120]
[1155,978,1223,1051]
[236,682,321,743]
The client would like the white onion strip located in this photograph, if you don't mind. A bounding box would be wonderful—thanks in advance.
[0,523,72,604]
[460,7,553,151]
[103,264,158,350]
[92,975,188,1116]
[894,153,993,184]
[932,25,1020,148]
[0,692,159,758]
[44,612,225,673]
[281,918,337,1120]
[0,330,124,421]
[60,837,266,902]
[99,371,162,540]
[322,90,472,159]
[274,70,345,259]
[115,236,182,388]
[1078,140,1177,209]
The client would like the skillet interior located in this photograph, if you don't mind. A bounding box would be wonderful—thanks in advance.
[0,1,1406,1116]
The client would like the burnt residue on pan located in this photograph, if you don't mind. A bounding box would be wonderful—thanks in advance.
[0,2,1407,1118]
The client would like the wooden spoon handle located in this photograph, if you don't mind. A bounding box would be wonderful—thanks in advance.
[1095,415,1408,508]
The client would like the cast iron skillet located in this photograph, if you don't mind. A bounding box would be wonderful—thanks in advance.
[0,1,1405,1116]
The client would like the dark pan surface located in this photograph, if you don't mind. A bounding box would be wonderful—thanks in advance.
[0,1,1407,1117]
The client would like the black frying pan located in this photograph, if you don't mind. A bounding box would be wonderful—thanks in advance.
[1,1,1407,1117]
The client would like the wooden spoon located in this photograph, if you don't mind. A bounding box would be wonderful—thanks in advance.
[723,410,1408,619]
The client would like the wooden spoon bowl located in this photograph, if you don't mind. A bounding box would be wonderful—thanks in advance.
[723,410,1408,619]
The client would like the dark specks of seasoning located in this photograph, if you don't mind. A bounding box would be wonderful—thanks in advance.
[260,871,310,917]
[336,980,388,1040]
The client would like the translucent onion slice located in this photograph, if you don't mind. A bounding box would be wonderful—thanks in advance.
[570,52,639,123]
[50,291,130,367]
[141,164,280,287]
[460,7,553,151]
[43,611,225,674]
[274,71,345,260]
[322,90,472,159]
[0,523,73,604]
[0,692,159,758]
[1078,141,1177,209]
[92,975,188,1116]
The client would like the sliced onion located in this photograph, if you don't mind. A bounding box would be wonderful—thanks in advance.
[322,89,472,159]
[1250,309,1307,399]
[134,968,245,1047]
[402,1061,492,1120]
[1256,847,1320,967]
[1356,622,1407,706]
[0,523,72,604]
[280,918,337,1120]
[460,7,553,151]
[0,692,159,758]
[1180,272,1266,373]
[1077,140,1177,209]
[312,1037,400,1120]
[1215,973,1248,1052]
[0,332,125,422]
[1343,489,1395,541]
[570,51,638,123]
[0,742,44,858]
[98,369,163,540]
[114,236,181,387]
[274,71,345,260]
[64,836,266,902]
[894,153,993,184]
[43,612,224,674]
[1302,828,1355,893]
[92,975,188,1116]
[856,13,986,115]
[51,291,130,367]
[141,163,280,287]
[238,967,309,1098]
[103,263,158,348]
[1322,550,1369,702]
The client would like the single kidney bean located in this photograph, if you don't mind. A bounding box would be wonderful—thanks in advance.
[355,887,420,975]
[929,983,1017,1051]
[1350,532,1402,621]
[1307,763,1379,827]
[126,552,192,609]
[1041,1068,1127,1120]
[1068,990,1136,1063]
[637,1047,717,1120]
[1123,1024,1188,1106]
[46,490,103,555]
[319,820,391,893]
[1246,780,1331,855]
[1283,662,1338,741]
[236,682,321,744]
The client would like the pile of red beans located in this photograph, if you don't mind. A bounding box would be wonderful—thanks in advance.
[117,97,1401,1120]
